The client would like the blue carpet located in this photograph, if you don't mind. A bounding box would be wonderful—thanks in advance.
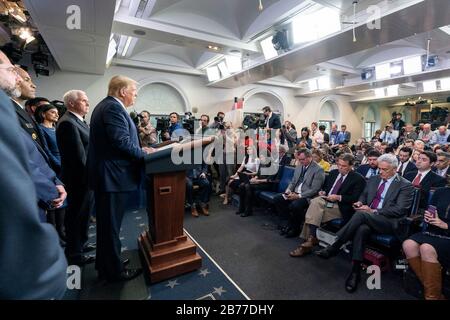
[66,208,248,300]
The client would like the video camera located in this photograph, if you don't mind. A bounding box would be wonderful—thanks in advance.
[243,113,266,130]
[182,112,199,135]
[214,116,225,130]
[156,117,170,132]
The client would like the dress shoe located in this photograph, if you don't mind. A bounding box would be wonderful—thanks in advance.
[200,204,209,216]
[235,211,243,215]
[315,245,340,259]
[109,268,143,282]
[240,212,252,217]
[69,254,95,266]
[83,243,96,253]
[122,258,130,266]
[345,271,361,293]
[301,236,319,248]
[191,207,199,217]
[289,245,312,257]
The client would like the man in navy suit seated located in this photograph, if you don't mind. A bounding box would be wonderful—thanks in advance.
[0,50,67,299]
[356,149,381,179]
[404,151,446,211]
[87,75,154,282]
[397,146,417,177]
[186,162,211,217]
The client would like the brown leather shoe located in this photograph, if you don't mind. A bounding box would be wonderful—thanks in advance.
[191,207,199,217]
[301,236,319,248]
[200,204,209,216]
[289,245,313,257]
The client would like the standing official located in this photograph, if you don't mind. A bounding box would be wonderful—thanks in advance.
[87,76,153,282]
[57,90,94,265]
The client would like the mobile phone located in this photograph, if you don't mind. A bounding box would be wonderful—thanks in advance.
[427,205,437,218]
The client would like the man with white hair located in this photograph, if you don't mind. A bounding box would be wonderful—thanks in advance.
[316,153,414,293]
[56,90,94,266]
[418,124,433,145]
[87,76,153,282]
[430,125,450,146]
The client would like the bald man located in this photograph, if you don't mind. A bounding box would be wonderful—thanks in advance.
[0,50,67,299]
[10,67,45,148]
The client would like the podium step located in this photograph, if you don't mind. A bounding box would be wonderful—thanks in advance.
[138,231,203,283]
[149,239,198,266]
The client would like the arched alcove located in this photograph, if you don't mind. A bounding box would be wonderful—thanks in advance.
[319,101,339,121]
[242,89,285,119]
[135,80,190,115]
[317,99,340,132]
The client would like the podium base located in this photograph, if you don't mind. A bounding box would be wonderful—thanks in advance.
[138,230,202,283]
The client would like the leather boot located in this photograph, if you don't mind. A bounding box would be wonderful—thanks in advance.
[407,256,423,283]
[422,261,445,300]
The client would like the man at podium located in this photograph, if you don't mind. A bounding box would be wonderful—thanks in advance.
[87,75,153,283]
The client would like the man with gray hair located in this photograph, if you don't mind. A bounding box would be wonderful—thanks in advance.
[57,90,94,266]
[434,152,450,178]
[316,153,414,293]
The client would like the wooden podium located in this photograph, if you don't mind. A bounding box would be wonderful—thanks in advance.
[138,137,214,283]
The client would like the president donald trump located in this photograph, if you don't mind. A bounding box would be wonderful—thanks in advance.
[88,76,153,282]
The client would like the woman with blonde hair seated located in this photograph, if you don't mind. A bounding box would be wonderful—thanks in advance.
[311,149,330,172]
[402,187,450,300]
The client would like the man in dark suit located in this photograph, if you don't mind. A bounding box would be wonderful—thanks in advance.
[316,154,414,293]
[186,161,211,217]
[0,55,67,299]
[57,90,94,266]
[433,152,450,178]
[290,154,366,257]
[356,149,381,178]
[405,151,446,210]
[275,148,325,237]
[397,146,417,177]
[88,75,153,282]
[262,106,281,129]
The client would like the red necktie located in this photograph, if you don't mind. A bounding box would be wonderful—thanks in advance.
[412,173,422,187]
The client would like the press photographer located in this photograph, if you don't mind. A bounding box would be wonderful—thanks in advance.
[138,110,157,147]
[280,121,297,148]
[210,111,225,130]
[242,113,266,130]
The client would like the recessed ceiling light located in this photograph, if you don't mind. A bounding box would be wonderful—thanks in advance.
[133,30,146,36]
[230,49,240,54]
[207,45,220,51]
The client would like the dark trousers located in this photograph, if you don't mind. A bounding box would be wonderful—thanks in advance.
[186,177,211,206]
[64,187,91,261]
[238,183,272,214]
[273,194,309,230]
[336,211,395,261]
[95,191,131,279]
